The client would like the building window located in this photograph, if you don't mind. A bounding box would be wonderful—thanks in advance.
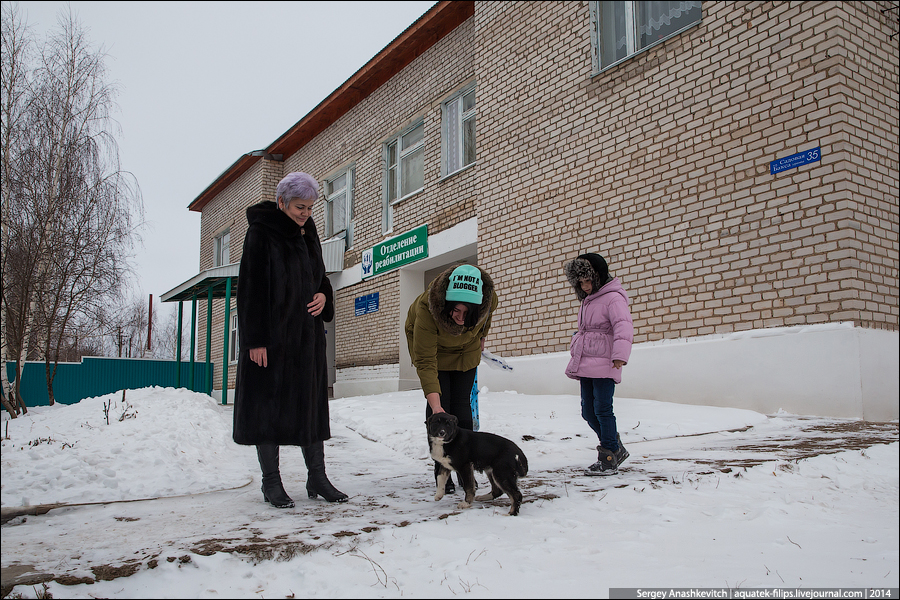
[214,230,230,266]
[229,313,238,363]
[442,86,476,177]
[590,1,702,72]
[384,121,424,233]
[325,167,354,248]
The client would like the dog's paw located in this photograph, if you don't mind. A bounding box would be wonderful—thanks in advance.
[457,500,472,509]
[474,493,494,502]
[434,491,445,501]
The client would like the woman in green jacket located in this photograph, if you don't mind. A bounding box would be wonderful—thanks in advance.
[405,264,499,492]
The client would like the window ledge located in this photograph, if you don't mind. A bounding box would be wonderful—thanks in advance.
[438,161,477,184]
[390,187,424,207]
[591,20,703,77]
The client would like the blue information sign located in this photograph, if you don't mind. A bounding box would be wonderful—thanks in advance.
[354,293,380,316]
[770,147,821,175]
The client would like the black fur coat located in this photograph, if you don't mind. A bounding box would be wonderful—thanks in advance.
[232,201,334,446]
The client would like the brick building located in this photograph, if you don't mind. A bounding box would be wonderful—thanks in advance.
[163,1,899,419]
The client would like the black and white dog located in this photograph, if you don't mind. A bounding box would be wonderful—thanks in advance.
[426,413,529,516]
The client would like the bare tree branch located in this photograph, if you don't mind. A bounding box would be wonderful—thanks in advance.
[1,3,144,412]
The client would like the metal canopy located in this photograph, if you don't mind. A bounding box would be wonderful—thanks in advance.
[160,263,239,303]
[160,263,239,404]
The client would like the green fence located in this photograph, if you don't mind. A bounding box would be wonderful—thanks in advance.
[4,357,213,407]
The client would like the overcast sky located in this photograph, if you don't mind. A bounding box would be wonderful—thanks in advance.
[12,0,437,315]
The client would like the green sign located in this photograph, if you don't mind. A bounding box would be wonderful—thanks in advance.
[361,225,428,279]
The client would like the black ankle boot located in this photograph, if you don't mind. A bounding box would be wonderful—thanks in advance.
[302,441,348,503]
[257,444,294,508]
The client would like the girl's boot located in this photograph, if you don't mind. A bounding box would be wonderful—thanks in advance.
[614,433,630,467]
[585,446,618,476]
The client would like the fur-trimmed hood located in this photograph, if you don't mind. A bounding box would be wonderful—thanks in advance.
[564,254,610,301]
[427,265,496,335]
[404,265,499,399]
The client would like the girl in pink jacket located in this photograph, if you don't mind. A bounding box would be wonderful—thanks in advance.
[564,253,634,476]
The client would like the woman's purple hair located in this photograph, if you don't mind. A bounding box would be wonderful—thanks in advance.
[276,172,319,203]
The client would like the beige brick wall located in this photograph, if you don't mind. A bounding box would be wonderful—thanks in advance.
[277,17,479,369]
[195,18,480,381]
[333,271,401,369]
[192,1,898,387]
[829,1,899,328]
[474,0,898,358]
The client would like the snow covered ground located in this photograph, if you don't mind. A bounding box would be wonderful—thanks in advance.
[2,386,898,598]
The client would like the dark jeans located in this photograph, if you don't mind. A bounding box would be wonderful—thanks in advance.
[426,368,477,482]
[580,377,619,452]
[424,368,477,429]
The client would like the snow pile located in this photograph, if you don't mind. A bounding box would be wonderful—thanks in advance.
[1,388,250,506]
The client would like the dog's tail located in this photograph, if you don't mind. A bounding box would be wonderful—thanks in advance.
[515,452,528,477]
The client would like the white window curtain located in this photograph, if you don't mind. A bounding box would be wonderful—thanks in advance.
[444,87,476,176]
[326,168,354,247]
[446,97,461,174]
[384,122,424,234]
[636,1,702,47]
[400,124,424,196]
[214,230,230,267]
[595,1,701,70]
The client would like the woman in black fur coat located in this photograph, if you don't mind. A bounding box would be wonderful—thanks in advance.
[233,172,347,507]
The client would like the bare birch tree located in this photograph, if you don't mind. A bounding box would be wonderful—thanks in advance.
[1,3,143,414]
[1,3,34,416]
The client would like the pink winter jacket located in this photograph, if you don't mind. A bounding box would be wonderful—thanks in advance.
[565,277,634,383]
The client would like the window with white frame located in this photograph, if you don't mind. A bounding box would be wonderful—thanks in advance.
[384,121,424,233]
[442,86,476,177]
[591,1,702,72]
[229,313,238,363]
[214,230,230,266]
[325,167,354,247]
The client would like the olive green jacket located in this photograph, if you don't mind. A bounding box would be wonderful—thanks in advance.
[404,266,498,397]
